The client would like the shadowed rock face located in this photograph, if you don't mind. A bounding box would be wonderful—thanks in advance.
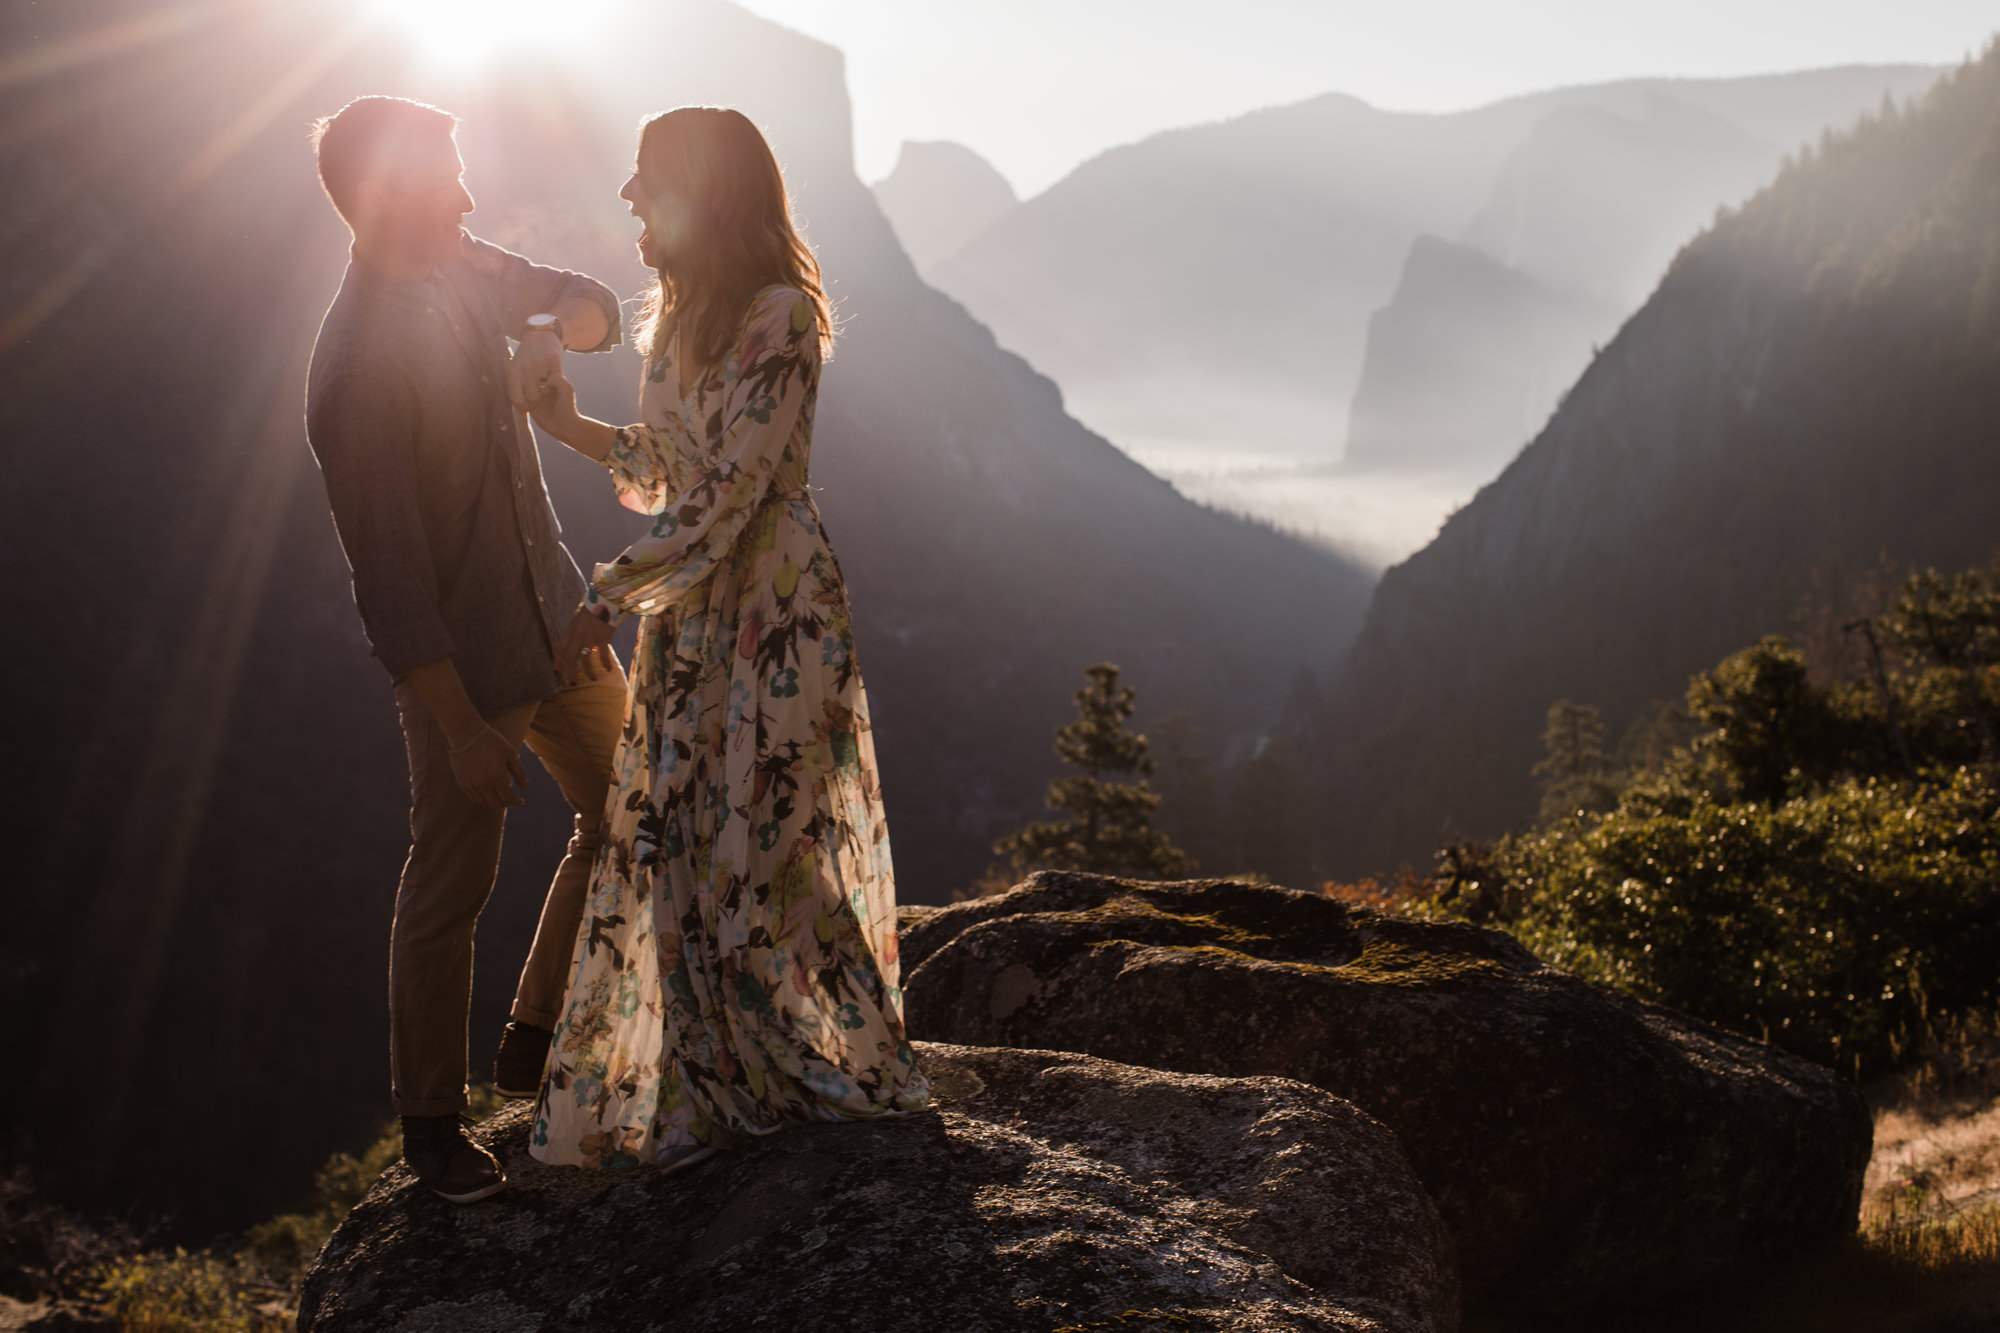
[297,1043,1456,1333]
[901,874,1873,1314]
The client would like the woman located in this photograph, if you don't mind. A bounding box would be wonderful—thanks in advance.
[526,107,929,1172]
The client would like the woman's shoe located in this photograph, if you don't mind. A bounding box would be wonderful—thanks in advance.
[492,1021,554,1099]
[657,1144,719,1176]
[401,1114,507,1203]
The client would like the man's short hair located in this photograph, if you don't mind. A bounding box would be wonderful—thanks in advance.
[310,96,459,225]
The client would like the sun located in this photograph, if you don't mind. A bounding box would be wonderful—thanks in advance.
[369,0,621,67]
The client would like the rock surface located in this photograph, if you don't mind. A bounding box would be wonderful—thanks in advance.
[902,874,1875,1313]
[297,1043,1456,1332]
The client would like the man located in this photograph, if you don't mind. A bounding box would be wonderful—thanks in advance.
[305,96,623,1202]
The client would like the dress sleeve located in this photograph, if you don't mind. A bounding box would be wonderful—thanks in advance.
[584,289,819,627]
[601,417,701,517]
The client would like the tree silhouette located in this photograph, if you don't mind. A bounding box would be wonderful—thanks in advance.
[1533,700,1619,823]
[995,663,1189,878]
[1883,564,2000,764]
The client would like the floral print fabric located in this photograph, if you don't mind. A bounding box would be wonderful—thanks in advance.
[531,286,929,1169]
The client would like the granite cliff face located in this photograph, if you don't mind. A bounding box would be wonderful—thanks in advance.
[1342,235,1617,477]
[297,1044,1458,1333]
[1314,46,2000,873]
[871,140,1020,273]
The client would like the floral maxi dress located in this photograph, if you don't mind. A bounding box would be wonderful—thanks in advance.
[532,285,929,1168]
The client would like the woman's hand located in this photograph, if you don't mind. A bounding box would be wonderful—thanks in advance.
[529,371,619,463]
[529,370,582,441]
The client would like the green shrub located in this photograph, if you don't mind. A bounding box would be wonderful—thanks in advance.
[93,1247,287,1332]
[1445,570,2000,1078]
[1499,767,2000,1074]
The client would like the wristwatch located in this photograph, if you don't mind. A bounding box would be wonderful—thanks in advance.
[523,312,564,344]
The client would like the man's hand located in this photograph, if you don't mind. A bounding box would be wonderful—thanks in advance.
[447,726,529,808]
[554,607,618,685]
[508,328,565,409]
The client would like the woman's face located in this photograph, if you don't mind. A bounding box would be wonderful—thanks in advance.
[620,154,690,269]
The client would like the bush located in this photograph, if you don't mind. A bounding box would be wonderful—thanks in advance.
[93,1248,288,1332]
[1499,767,2000,1074]
[1440,574,2000,1079]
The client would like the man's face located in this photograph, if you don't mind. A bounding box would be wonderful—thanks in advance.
[366,132,474,269]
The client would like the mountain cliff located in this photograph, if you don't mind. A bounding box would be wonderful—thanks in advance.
[1343,84,1865,481]
[1343,235,1616,476]
[1313,43,2000,875]
[0,0,1369,1234]
[871,139,1019,273]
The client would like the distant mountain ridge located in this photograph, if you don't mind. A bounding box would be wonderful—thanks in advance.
[923,66,1943,554]
[1311,41,2000,875]
[1343,83,1838,484]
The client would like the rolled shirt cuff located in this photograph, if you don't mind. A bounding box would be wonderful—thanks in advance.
[370,619,459,681]
[563,277,623,353]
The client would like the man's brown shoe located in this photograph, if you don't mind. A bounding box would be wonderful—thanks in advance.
[401,1115,506,1204]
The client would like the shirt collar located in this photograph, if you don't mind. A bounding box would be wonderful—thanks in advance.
[346,245,441,312]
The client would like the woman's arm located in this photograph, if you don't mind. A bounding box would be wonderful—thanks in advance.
[529,374,619,463]
[529,373,704,508]
[584,288,819,627]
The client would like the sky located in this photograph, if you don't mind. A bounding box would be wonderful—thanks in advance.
[733,0,1998,196]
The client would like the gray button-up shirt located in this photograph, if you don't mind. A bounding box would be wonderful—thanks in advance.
[305,231,621,716]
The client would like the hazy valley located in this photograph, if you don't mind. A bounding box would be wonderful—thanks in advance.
[881,64,1943,564]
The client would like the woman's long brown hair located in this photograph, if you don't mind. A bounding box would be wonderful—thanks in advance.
[631,107,832,368]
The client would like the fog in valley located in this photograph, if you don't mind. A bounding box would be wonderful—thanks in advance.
[877,66,1943,564]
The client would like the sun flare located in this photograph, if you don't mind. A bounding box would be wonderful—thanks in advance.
[369,0,621,67]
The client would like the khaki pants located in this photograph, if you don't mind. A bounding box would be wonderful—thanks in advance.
[388,667,626,1115]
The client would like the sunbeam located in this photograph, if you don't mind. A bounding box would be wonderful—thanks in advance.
[0,5,210,92]
[0,13,371,356]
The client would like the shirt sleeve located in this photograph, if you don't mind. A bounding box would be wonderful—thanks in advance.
[456,231,622,352]
[306,366,457,676]
[584,289,818,628]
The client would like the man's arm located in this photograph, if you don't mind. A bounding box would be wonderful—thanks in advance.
[307,365,526,807]
[307,366,457,677]
[455,231,620,351]
[453,232,621,407]
[404,658,529,808]
[508,293,612,409]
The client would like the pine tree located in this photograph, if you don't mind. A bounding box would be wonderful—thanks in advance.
[995,663,1190,878]
[1883,565,2000,763]
[1533,700,1619,823]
